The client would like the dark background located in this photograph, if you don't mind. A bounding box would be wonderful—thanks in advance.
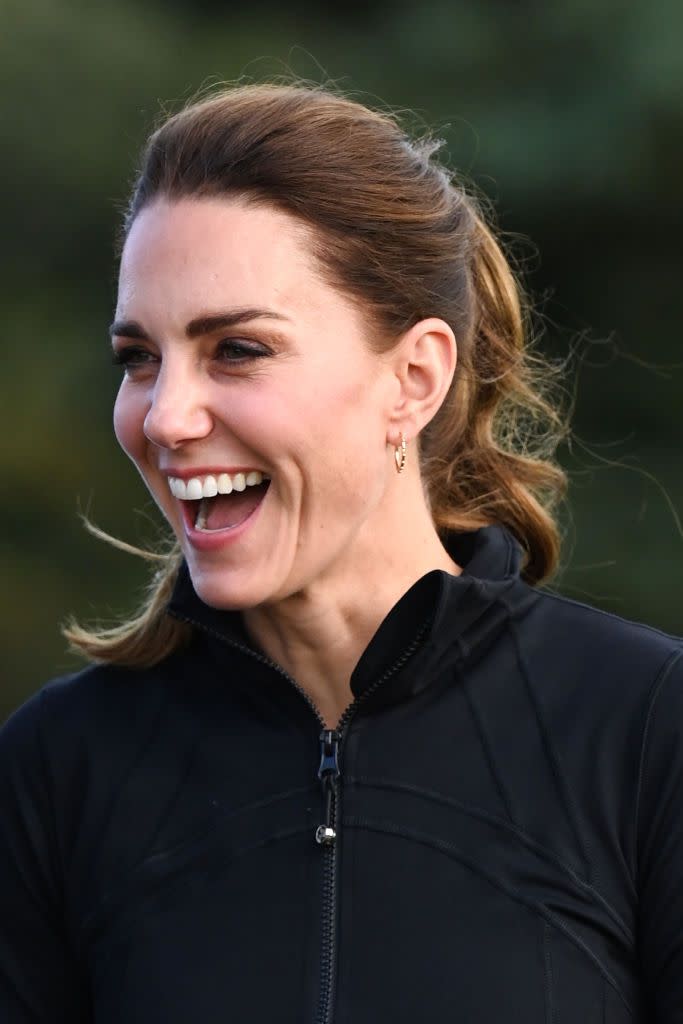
[2,0,682,719]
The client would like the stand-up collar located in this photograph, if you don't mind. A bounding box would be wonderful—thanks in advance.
[168,524,538,707]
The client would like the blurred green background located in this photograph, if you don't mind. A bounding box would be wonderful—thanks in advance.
[2,0,682,719]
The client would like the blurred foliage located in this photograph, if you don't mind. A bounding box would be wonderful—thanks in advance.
[2,0,682,718]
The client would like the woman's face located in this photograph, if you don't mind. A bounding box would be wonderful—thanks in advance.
[113,197,400,609]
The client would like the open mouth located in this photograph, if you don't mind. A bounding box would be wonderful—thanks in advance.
[169,472,271,533]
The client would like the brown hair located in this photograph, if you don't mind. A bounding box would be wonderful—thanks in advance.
[65,81,568,664]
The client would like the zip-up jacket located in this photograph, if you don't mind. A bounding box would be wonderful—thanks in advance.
[1,525,682,1022]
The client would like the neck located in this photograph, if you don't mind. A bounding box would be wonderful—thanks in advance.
[242,475,461,728]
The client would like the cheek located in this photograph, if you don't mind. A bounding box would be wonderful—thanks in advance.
[298,384,386,492]
[257,367,385,472]
[113,384,148,464]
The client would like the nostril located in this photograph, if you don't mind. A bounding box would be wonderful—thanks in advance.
[142,408,171,446]
[143,402,214,448]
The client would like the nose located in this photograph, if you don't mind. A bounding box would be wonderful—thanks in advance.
[143,362,213,450]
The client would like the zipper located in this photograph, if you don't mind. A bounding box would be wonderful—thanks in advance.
[169,610,327,728]
[170,607,430,1024]
[316,727,340,1024]
[312,624,431,1024]
[316,729,340,847]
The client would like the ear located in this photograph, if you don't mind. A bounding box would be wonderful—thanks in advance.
[386,317,457,444]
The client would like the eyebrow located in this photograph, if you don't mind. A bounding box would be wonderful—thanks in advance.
[108,307,290,340]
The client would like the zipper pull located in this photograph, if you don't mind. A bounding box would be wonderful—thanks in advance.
[316,729,340,846]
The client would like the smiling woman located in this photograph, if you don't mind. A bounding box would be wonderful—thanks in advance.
[1,81,682,1023]
[106,195,436,637]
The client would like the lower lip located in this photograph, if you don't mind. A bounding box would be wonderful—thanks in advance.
[181,488,268,552]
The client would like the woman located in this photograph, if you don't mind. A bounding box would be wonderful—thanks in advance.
[1,82,681,1022]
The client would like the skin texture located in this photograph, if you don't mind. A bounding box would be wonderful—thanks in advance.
[113,197,461,725]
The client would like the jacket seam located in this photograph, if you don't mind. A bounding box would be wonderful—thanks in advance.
[632,646,683,888]
[502,527,514,577]
[535,587,681,644]
[344,815,634,1014]
[83,782,318,935]
[502,593,593,884]
[83,823,313,953]
[345,775,633,942]
[463,674,518,824]
[92,681,176,877]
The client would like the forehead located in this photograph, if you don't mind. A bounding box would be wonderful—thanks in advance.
[117,197,330,322]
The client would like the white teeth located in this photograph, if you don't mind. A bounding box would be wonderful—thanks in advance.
[168,471,269,500]
[185,477,203,501]
[203,475,218,498]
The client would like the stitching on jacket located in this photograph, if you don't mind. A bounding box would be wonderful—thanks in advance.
[81,678,172,879]
[463,674,518,825]
[502,593,593,885]
[345,775,633,944]
[83,784,317,935]
[632,647,683,888]
[502,528,514,577]
[533,587,681,645]
[344,815,634,1014]
[83,823,313,953]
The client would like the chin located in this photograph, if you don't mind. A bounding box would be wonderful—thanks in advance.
[186,561,276,612]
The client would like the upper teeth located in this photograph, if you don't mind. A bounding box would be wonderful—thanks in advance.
[168,471,267,500]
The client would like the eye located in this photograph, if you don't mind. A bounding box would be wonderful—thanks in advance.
[111,346,158,373]
[214,338,271,364]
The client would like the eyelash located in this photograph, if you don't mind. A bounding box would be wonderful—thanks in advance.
[111,339,270,371]
[216,339,270,363]
[111,346,154,368]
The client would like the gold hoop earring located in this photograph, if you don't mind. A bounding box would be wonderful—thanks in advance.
[394,433,407,474]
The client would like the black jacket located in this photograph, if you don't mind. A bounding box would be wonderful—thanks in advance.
[1,525,683,1022]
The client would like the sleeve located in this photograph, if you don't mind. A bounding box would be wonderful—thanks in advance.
[636,646,683,1022]
[0,690,91,1022]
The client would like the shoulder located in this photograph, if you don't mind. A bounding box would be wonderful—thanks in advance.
[515,582,682,691]
[0,647,193,774]
[493,582,683,777]
[533,583,681,645]
[494,583,683,890]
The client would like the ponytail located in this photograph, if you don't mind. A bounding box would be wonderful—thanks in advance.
[422,209,568,583]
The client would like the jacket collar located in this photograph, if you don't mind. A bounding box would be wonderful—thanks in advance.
[168,524,537,707]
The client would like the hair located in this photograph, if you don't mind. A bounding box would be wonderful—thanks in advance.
[64,80,569,665]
